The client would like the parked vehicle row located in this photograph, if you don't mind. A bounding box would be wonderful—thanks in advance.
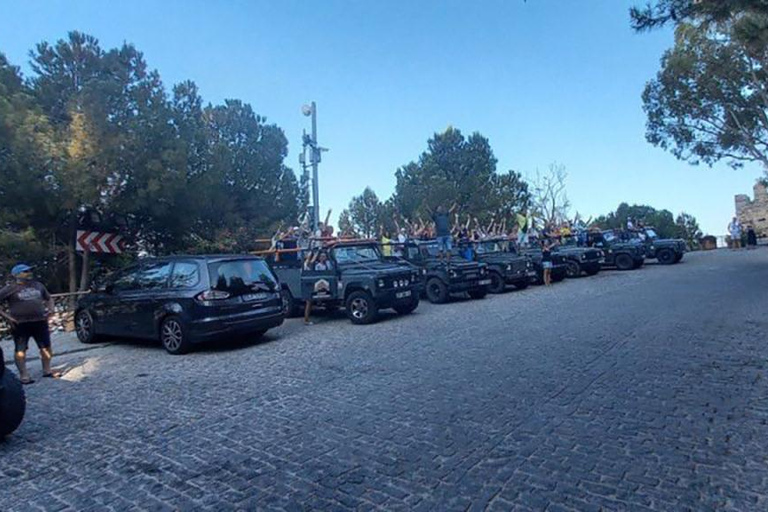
[72,228,685,355]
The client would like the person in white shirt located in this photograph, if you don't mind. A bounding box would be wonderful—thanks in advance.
[728,217,742,249]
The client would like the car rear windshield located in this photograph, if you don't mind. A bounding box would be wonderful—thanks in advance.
[208,259,277,293]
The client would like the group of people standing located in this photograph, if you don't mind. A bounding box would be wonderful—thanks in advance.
[728,217,758,249]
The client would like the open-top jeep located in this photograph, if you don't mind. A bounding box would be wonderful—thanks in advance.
[518,245,567,284]
[554,237,604,278]
[271,240,421,325]
[470,237,536,293]
[631,227,686,265]
[394,240,491,303]
[587,230,645,270]
[0,345,25,437]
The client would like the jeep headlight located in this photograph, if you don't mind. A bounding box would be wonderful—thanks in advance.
[506,264,512,271]
[449,270,458,278]
[580,253,587,260]
[378,279,385,288]
[480,267,487,275]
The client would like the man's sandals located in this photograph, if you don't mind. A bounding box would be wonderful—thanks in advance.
[20,377,35,385]
[43,371,61,379]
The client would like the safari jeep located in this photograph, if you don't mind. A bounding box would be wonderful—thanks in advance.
[587,230,645,270]
[0,345,25,437]
[394,240,491,303]
[554,238,604,278]
[633,227,686,265]
[470,237,536,293]
[272,240,420,325]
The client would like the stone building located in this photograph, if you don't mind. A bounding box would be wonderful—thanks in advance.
[735,181,768,236]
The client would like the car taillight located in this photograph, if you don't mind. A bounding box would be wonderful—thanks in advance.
[195,290,231,302]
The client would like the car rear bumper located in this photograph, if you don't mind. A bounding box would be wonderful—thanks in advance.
[188,307,284,343]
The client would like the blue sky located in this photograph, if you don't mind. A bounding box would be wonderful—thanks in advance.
[0,0,761,235]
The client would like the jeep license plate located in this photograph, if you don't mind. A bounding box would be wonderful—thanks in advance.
[242,293,268,302]
[396,290,412,299]
[479,279,491,286]
[527,271,537,277]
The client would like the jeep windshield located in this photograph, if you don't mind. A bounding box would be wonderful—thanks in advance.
[475,241,506,254]
[333,245,382,265]
[644,228,659,239]
[421,242,463,259]
[603,231,617,243]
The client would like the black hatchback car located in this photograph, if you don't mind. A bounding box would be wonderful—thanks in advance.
[75,255,284,354]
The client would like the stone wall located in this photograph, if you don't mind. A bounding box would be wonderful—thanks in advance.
[735,182,768,236]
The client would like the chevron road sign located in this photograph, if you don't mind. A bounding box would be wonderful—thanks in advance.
[76,230,126,254]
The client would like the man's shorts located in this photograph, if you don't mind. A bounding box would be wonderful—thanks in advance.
[542,261,553,269]
[437,236,453,252]
[13,320,51,352]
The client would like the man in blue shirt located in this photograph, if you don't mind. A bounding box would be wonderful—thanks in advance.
[431,203,457,263]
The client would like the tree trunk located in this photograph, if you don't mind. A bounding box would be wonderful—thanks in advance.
[67,210,78,294]
[78,247,90,292]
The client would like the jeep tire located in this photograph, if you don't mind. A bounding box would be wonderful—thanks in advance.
[0,370,26,437]
[345,291,378,324]
[488,271,506,294]
[425,278,449,304]
[514,279,530,290]
[565,260,582,278]
[615,253,634,271]
[657,248,675,265]
[393,295,419,315]
[584,265,600,276]
[468,288,488,300]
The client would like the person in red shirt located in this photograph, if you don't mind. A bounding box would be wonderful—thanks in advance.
[0,264,58,384]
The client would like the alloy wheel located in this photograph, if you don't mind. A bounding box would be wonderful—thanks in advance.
[162,320,183,352]
[350,297,369,319]
[76,312,91,341]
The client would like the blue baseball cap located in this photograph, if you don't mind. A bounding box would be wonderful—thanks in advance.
[11,264,33,276]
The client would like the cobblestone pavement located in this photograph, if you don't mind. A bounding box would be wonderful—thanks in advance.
[3,249,768,511]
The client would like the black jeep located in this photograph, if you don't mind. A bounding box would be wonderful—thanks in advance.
[587,230,645,270]
[632,227,686,265]
[518,245,568,284]
[470,237,536,293]
[272,240,421,325]
[0,345,25,437]
[554,237,604,278]
[394,240,491,303]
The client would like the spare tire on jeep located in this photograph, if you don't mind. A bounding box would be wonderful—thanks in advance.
[0,348,25,437]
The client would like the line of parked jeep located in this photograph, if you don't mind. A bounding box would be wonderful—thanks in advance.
[66,227,686,356]
[0,228,686,437]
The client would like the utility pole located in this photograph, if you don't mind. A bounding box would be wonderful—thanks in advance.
[300,102,327,233]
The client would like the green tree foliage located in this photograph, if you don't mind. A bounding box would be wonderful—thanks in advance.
[393,127,530,224]
[0,32,301,290]
[631,1,768,33]
[594,203,702,240]
[643,21,768,170]
[341,187,384,238]
[675,212,703,246]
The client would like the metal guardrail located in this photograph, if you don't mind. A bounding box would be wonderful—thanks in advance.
[0,291,89,340]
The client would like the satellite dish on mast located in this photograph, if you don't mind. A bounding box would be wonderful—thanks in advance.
[301,104,313,116]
